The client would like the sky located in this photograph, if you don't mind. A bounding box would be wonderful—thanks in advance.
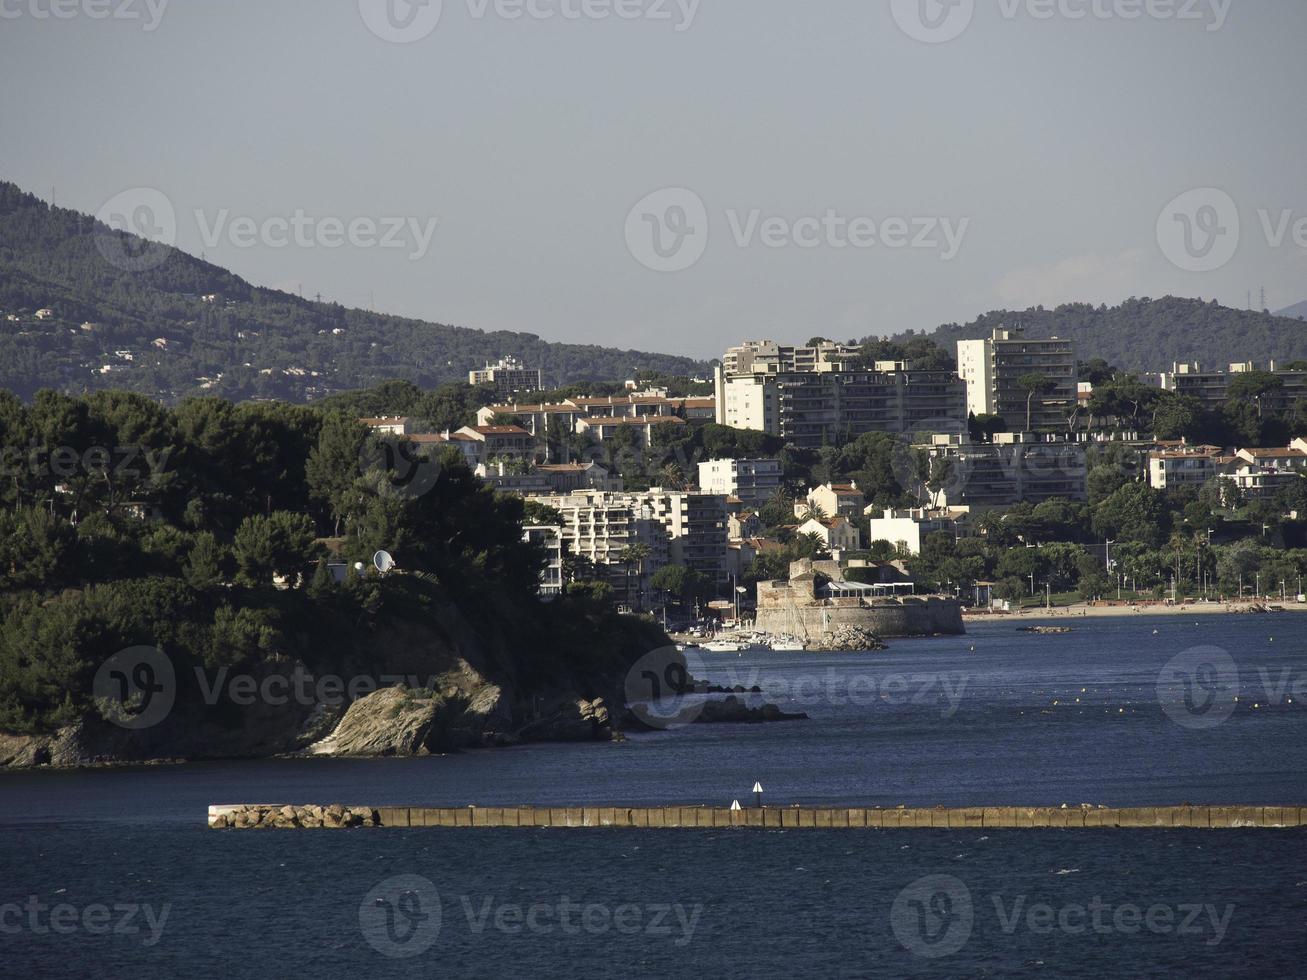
[1,0,1304,360]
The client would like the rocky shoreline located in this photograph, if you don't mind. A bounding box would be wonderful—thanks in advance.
[2,665,808,770]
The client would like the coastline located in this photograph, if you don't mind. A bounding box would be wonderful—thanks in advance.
[966,601,1307,622]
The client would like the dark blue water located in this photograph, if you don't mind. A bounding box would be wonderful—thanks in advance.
[3,615,1306,976]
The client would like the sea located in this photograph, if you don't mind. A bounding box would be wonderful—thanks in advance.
[2,614,1306,977]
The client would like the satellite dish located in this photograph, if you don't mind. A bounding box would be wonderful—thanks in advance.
[353,562,365,572]
[373,550,395,574]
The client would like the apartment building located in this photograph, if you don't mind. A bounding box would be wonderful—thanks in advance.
[532,488,730,600]
[794,515,861,554]
[697,458,783,508]
[922,434,1088,508]
[1146,444,1225,490]
[720,339,859,376]
[522,525,564,598]
[1162,362,1307,413]
[714,358,967,448]
[798,482,866,519]
[956,328,1077,431]
[1220,465,1304,502]
[532,492,669,606]
[468,356,543,397]
[454,425,535,460]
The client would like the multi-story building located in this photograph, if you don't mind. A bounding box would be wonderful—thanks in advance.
[533,492,668,607]
[481,461,623,495]
[1162,362,1307,413]
[797,482,866,519]
[522,525,564,598]
[714,361,967,447]
[572,415,687,448]
[454,425,536,461]
[697,458,783,508]
[956,328,1077,431]
[640,490,730,588]
[922,433,1088,508]
[720,339,859,376]
[1220,465,1303,503]
[531,488,730,601]
[794,515,861,554]
[468,357,543,397]
[1146,445,1225,490]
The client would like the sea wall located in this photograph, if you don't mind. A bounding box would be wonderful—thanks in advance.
[754,596,965,640]
[210,804,1306,830]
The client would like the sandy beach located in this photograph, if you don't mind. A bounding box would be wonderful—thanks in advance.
[966,601,1307,622]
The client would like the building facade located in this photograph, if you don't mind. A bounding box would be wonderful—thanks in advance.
[697,458,783,508]
[468,357,543,397]
[956,328,1077,431]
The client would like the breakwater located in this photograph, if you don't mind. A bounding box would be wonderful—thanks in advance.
[209,804,1306,830]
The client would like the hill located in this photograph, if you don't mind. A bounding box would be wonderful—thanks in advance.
[1277,300,1307,321]
[0,182,710,403]
[890,298,1307,373]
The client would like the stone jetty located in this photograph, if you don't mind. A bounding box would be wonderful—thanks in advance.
[209,804,1306,830]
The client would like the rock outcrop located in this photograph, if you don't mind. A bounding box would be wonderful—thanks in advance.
[210,803,379,830]
[810,626,888,652]
[695,697,807,724]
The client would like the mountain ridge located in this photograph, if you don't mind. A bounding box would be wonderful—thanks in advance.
[889,297,1307,373]
[0,181,711,402]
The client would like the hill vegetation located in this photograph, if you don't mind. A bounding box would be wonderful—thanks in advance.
[887,297,1307,372]
[0,182,710,403]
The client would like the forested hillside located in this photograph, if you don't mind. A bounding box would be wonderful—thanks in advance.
[0,182,710,403]
[889,298,1307,372]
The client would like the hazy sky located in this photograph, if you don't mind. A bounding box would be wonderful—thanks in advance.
[2,0,1304,359]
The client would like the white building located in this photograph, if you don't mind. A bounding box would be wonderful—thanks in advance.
[523,525,564,598]
[794,515,861,554]
[697,458,783,508]
[866,508,969,556]
[468,356,543,397]
[956,327,1077,430]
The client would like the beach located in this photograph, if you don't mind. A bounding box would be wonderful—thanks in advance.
[967,600,1307,622]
